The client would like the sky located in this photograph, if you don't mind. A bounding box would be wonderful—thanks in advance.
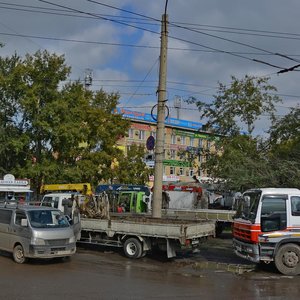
[1,0,300,136]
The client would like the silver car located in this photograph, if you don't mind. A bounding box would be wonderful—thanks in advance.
[0,204,77,263]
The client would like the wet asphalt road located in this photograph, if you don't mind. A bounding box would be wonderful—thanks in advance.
[0,235,299,300]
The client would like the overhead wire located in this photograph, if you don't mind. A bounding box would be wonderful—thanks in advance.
[3,1,300,104]
[36,0,297,72]
[0,1,299,66]
[3,2,300,41]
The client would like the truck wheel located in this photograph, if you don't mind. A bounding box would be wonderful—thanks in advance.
[274,243,300,275]
[123,238,142,259]
[13,244,26,264]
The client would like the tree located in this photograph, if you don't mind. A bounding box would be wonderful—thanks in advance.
[269,105,300,143]
[189,75,281,136]
[0,50,149,194]
[0,53,31,174]
[188,75,285,191]
[113,144,151,185]
[266,106,300,188]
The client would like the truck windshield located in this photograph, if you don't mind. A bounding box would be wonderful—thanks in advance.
[28,210,70,228]
[235,191,261,223]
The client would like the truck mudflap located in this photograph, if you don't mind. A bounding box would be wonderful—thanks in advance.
[233,238,260,263]
[167,239,176,258]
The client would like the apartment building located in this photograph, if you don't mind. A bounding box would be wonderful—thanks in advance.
[115,108,218,183]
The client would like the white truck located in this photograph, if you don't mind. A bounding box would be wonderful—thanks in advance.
[233,188,300,275]
[156,184,236,236]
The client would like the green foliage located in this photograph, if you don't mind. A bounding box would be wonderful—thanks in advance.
[189,75,300,191]
[0,49,148,194]
[189,75,281,135]
[113,144,151,185]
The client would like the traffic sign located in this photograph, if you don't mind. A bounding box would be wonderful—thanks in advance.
[146,136,155,150]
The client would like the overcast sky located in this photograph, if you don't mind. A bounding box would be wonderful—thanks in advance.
[1,0,300,136]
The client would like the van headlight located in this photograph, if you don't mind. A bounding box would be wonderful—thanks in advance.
[69,236,76,243]
[31,237,46,245]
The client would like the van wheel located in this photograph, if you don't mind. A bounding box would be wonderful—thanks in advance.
[13,245,26,264]
[123,238,142,259]
[274,243,300,275]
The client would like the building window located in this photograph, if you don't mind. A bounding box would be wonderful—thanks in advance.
[170,167,175,175]
[171,134,176,144]
[190,138,194,147]
[170,150,176,159]
[179,167,184,176]
[139,130,145,140]
[181,136,186,145]
[198,138,203,148]
[128,128,134,139]
[189,169,194,177]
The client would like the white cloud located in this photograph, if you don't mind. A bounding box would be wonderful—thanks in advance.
[0,0,299,135]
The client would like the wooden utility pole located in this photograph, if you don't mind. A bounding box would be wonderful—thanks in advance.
[152,13,168,218]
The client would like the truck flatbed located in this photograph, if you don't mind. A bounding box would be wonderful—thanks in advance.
[80,215,215,258]
[162,208,236,222]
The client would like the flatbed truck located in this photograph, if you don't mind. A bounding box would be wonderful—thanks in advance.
[79,214,215,259]
[162,208,236,235]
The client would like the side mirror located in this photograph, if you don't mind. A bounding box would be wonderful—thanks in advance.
[21,219,28,227]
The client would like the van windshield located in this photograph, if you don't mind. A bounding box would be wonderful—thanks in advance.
[28,210,70,228]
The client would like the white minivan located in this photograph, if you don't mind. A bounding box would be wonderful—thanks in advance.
[0,204,77,263]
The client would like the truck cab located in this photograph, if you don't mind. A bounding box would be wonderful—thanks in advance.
[233,188,300,275]
[40,193,81,241]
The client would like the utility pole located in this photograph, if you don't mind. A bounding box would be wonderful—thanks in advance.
[152,11,168,218]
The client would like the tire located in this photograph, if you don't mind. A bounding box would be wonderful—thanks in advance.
[274,243,300,276]
[123,238,143,259]
[13,244,27,264]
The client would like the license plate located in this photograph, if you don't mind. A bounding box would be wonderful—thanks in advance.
[56,250,68,255]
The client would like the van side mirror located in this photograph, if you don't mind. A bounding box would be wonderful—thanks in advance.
[21,219,28,227]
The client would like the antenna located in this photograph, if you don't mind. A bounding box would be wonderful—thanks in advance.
[84,68,93,89]
[174,95,182,119]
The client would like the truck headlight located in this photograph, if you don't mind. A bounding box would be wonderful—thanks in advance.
[31,237,46,245]
[246,247,254,253]
[69,236,76,243]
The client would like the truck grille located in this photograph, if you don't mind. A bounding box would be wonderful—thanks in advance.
[46,239,68,246]
[233,227,251,242]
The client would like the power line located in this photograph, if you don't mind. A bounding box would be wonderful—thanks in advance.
[37,0,297,72]
[123,57,159,107]
[3,30,300,58]
[169,22,300,64]
[3,2,300,41]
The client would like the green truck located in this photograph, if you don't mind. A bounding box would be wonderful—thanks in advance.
[95,184,151,213]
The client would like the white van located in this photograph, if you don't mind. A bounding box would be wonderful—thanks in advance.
[0,204,77,263]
